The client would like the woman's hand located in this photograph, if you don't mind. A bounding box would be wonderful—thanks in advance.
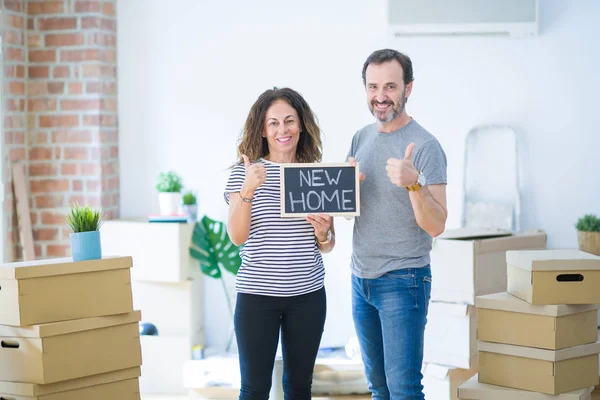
[306,214,332,242]
[241,154,266,195]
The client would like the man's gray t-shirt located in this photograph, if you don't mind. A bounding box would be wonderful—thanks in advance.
[347,119,447,279]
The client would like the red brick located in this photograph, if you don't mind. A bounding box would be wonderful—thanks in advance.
[28,1,64,14]
[28,33,42,48]
[34,228,59,241]
[75,1,101,12]
[47,245,70,257]
[39,18,77,31]
[81,16,116,31]
[53,66,71,78]
[62,163,100,176]
[16,65,25,78]
[29,49,56,63]
[103,1,116,15]
[68,195,101,208]
[60,49,99,62]
[86,179,101,192]
[6,15,25,29]
[86,81,117,95]
[48,82,66,94]
[35,195,64,208]
[100,50,116,63]
[39,115,79,128]
[35,245,43,258]
[52,131,93,144]
[6,99,18,111]
[63,147,89,160]
[32,132,49,144]
[33,180,70,194]
[61,99,101,111]
[82,64,115,78]
[46,33,85,47]
[4,0,23,12]
[27,82,48,95]
[29,164,58,177]
[9,81,25,95]
[102,99,118,111]
[6,131,25,145]
[10,148,26,161]
[84,115,117,127]
[99,130,118,143]
[28,99,57,112]
[69,82,83,95]
[6,48,24,62]
[28,17,35,30]
[90,32,116,46]
[3,30,22,46]
[72,180,84,191]
[4,66,15,78]
[28,66,50,79]
[29,146,54,160]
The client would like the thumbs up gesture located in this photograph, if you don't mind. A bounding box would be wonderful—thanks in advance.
[241,155,267,193]
[385,142,419,188]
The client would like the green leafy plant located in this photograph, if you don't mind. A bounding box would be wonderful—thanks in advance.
[155,171,183,193]
[182,190,197,205]
[189,215,241,351]
[576,214,600,232]
[66,202,104,233]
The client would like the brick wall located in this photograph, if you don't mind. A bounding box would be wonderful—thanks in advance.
[1,0,119,261]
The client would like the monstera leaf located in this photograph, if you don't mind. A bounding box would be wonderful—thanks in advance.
[190,215,241,279]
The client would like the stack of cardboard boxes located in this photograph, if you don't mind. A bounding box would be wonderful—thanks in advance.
[0,257,143,399]
[459,249,600,400]
[422,228,547,399]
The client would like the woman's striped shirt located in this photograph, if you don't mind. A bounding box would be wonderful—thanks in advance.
[224,158,325,297]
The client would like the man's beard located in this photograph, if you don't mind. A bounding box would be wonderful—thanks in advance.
[370,89,406,124]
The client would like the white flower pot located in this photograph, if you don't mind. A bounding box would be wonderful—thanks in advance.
[158,192,181,215]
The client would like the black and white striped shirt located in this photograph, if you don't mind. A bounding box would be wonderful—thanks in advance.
[224,158,325,297]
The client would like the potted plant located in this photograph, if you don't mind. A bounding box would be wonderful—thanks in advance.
[576,214,600,256]
[156,171,183,215]
[66,202,104,261]
[182,190,198,222]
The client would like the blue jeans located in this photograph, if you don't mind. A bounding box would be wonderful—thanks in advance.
[352,266,432,400]
[234,287,327,400]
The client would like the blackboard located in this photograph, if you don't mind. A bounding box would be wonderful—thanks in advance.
[280,163,361,217]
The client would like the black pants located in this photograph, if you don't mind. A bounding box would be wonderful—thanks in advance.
[234,287,326,400]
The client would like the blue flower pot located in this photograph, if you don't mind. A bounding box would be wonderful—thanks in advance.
[70,231,102,262]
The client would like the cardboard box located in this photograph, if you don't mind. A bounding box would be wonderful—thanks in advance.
[430,228,546,304]
[0,256,134,326]
[0,311,143,384]
[422,359,478,400]
[476,292,599,350]
[101,219,198,283]
[424,302,477,369]
[0,367,141,400]
[507,250,600,305]
[459,374,593,399]
[478,340,600,395]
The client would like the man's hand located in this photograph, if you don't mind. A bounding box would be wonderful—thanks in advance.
[386,142,419,188]
[348,157,366,181]
[241,154,266,195]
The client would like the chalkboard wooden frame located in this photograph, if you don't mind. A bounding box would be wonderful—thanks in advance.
[279,162,361,218]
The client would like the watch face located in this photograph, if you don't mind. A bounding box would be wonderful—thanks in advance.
[418,173,426,186]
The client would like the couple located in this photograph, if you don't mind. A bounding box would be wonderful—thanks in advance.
[225,49,448,400]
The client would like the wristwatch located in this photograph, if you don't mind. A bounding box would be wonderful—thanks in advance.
[317,229,332,245]
[406,172,426,192]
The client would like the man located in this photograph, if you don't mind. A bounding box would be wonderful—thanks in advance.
[347,49,448,399]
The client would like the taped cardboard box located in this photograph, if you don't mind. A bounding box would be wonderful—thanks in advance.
[0,311,142,384]
[422,359,478,400]
[478,340,600,395]
[507,250,600,305]
[476,292,599,350]
[0,256,134,326]
[458,374,593,400]
[430,228,546,305]
[424,302,477,369]
[0,367,141,400]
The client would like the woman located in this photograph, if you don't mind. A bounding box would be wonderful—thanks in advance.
[224,87,335,400]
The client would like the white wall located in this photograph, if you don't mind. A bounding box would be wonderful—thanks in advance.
[117,0,600,350]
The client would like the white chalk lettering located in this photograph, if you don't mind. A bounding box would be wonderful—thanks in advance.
[306,191,321,211]
[299,170,311,187]
[321,190,340,210]
[288,192,306,212]
[325,169,342,185]
[311,169,325,187]
[342,190,354,210]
